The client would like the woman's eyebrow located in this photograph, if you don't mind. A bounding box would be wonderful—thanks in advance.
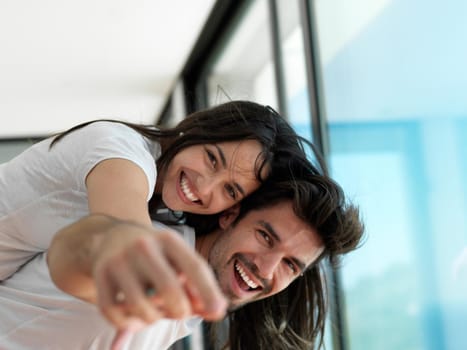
[214,144,227,168]
[214,144,246,197]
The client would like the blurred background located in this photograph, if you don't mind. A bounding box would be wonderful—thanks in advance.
[1,0,466,349]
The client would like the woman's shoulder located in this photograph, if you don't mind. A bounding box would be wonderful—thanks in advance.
[53,120,152,149]
[80,120,142,137]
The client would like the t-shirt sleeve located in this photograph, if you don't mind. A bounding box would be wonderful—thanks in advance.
[55,121,158,201]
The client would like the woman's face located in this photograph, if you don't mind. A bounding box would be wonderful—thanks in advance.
[159,140,268,214]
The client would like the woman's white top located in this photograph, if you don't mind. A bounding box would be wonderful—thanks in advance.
[0,121,160,280]
[0,222,201,350]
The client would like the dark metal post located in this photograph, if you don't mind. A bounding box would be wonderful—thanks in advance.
[299,1,348,349]
[268,0,288,117]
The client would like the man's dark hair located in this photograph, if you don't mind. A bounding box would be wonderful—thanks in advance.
[197,157,364,350]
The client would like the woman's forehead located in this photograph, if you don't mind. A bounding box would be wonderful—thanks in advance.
[218,140,267,171]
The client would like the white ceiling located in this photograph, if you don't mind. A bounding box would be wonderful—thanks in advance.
[0,0,215,138]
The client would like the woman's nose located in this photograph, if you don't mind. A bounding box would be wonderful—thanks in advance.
[196,172,227,198]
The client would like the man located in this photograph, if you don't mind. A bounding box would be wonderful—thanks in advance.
[210,176,363,350]
[0,173,363,349]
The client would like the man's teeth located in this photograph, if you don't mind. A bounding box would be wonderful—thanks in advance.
[235,263,259,289]
[180,175,199,202]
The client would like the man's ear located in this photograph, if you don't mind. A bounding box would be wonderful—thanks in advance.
[219,203,241,229]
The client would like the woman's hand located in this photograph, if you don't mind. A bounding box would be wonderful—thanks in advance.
[92,220,227,327]
[48,215,227,333]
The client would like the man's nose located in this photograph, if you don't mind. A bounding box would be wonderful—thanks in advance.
[253,252,282,280]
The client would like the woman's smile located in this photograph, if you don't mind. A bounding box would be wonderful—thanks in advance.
[159,140,268,214]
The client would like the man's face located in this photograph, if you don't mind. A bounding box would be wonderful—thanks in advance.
[207,200,324,310]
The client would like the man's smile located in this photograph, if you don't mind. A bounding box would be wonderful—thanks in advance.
[234,260,260,291]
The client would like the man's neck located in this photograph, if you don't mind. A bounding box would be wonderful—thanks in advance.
[195,229,221,259]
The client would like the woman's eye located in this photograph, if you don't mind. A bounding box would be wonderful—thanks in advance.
[206,150,217,168]
[226,185,237,200]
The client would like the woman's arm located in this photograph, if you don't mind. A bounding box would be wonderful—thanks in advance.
[85,158,153,226]
[47,214,227,330]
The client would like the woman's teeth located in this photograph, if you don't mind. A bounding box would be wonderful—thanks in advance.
[180,175,199,202]
[235,262,259,289]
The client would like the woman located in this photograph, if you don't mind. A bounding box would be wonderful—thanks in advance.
[0,100,313,282]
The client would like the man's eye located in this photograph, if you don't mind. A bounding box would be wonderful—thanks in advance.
[258,230,272,246]
[206,150,217,168]
[285,260,297,274]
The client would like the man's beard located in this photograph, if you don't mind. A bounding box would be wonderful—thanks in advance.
[211,253,272,311]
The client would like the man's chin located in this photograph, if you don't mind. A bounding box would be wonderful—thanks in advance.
[227,302,242,312]
[227,291,271,311]
[227,303,244,312]
[227,297,255,311]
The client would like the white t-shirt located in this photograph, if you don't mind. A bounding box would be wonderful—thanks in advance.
[0,121,160,281]
[0,222,200,350]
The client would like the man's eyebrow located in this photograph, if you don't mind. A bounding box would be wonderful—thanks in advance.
[259,220,306,272]
[214,144,246,197]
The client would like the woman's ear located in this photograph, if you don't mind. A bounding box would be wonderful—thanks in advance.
[219,203,241,229]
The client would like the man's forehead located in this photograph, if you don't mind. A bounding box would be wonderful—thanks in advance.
[249,200,295,219]
[246,202,307,237]
[247,201,323,264]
